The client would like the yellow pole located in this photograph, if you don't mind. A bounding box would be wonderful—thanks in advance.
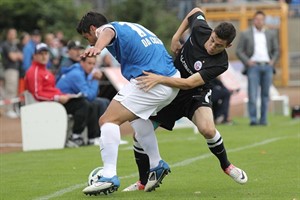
[240,5,248,31]
[279,2,289,86]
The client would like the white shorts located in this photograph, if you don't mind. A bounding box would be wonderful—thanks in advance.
[114,70,180,120]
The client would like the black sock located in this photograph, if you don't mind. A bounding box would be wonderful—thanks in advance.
[133,144,149,186]
[207,132,231,170]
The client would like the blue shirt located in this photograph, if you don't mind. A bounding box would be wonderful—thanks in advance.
[22,40,36,72]
[103,22,177,80]
[56,63,99,101]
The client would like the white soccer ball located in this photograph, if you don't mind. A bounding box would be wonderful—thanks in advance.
[88,166,104,186]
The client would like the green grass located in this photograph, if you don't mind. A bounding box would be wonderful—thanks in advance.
[0,115,299,200]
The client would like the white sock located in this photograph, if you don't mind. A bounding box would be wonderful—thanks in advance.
[206,129,221,144]
[100,123,120,178]
[131,119,161,168]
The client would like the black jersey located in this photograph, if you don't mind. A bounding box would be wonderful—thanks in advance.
[174,11,228,89]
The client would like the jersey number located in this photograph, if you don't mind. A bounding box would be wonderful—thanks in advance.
[119,22,156,38]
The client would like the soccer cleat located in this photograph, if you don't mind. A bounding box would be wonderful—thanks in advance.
[82,175,120,196]
[122,181,145,192]
[144,160,171,192]
[224,164,248,184]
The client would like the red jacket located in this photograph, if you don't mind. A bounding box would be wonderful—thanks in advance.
[25,61,63,101]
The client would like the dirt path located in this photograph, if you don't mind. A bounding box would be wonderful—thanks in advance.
[1,86,299,154]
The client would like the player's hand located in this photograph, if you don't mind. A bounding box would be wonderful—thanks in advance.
[81,47,101,58]
[136,71,162,92]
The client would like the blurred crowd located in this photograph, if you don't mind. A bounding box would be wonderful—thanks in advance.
[0,28,119,119]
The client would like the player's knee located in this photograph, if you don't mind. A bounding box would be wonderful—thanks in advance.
[99,113,123,126]
[198,126,215,139]
[99,114,111,126]
[99,116,105,126]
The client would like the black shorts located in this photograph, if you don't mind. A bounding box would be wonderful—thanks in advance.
[150,87,212,131]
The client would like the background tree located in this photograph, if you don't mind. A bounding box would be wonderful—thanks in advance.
[0,0,91,41]
[105,0,180,53]
[0,0,181,53]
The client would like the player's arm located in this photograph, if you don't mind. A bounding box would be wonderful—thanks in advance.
[136,71,205,91]
[171,7,204,55]
[83,27,115,57]
[94,27,115,51]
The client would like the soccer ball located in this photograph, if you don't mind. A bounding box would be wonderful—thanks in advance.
[88,166,104,186]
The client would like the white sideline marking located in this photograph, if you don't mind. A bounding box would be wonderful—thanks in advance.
[33,136,294,200]
[0,143,22,147]
[171,137,283,167]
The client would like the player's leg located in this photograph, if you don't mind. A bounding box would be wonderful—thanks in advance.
[130,119,171,192]
[192,106,247,184]
[84,74,179,195]
[122,137,149,191]
[123,121,161,192]
[192,106,231,168]
[83,99,137,195]
[123,90,188,192]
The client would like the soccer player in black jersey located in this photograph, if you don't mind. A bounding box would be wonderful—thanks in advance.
[123,7,248,192]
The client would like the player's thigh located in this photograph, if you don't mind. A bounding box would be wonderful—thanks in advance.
[192,106,215,137]
[99,99,137,126]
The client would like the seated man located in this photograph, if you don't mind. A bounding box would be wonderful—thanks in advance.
[56,56,110,145]
[24,43,90,147]
[211,77,234,124]
[56,40,84,81]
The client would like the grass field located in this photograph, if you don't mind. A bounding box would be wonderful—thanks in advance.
[0,115,299,200]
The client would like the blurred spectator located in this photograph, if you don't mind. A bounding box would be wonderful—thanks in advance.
[289,0,300,17]
[236,11,279,126]
[17,32,30,95]
[211,77,238,125]
[94,48,120,100]
[25,43,91,147]
[56,40,85,80]
[56,56,110,145]
[1,28,23,118]
[96,48,120,68]
[54,31,68,60]
[265,15,281,30]
[178,0,196,20]
[44,33,61,72]
[17,32,30,51]
[55,31,65,42]
[22,29,42,72]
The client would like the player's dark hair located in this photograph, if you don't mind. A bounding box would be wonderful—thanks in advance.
[76,12,108,34]
[214,22,236,45]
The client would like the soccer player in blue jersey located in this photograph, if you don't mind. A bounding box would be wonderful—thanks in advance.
[76,12,181,195]
[123,7,248,192]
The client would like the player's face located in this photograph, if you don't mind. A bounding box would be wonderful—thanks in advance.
[82,31,97,46]
[205,32,228,55]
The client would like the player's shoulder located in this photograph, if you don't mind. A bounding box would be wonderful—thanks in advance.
[188,11,206,23]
